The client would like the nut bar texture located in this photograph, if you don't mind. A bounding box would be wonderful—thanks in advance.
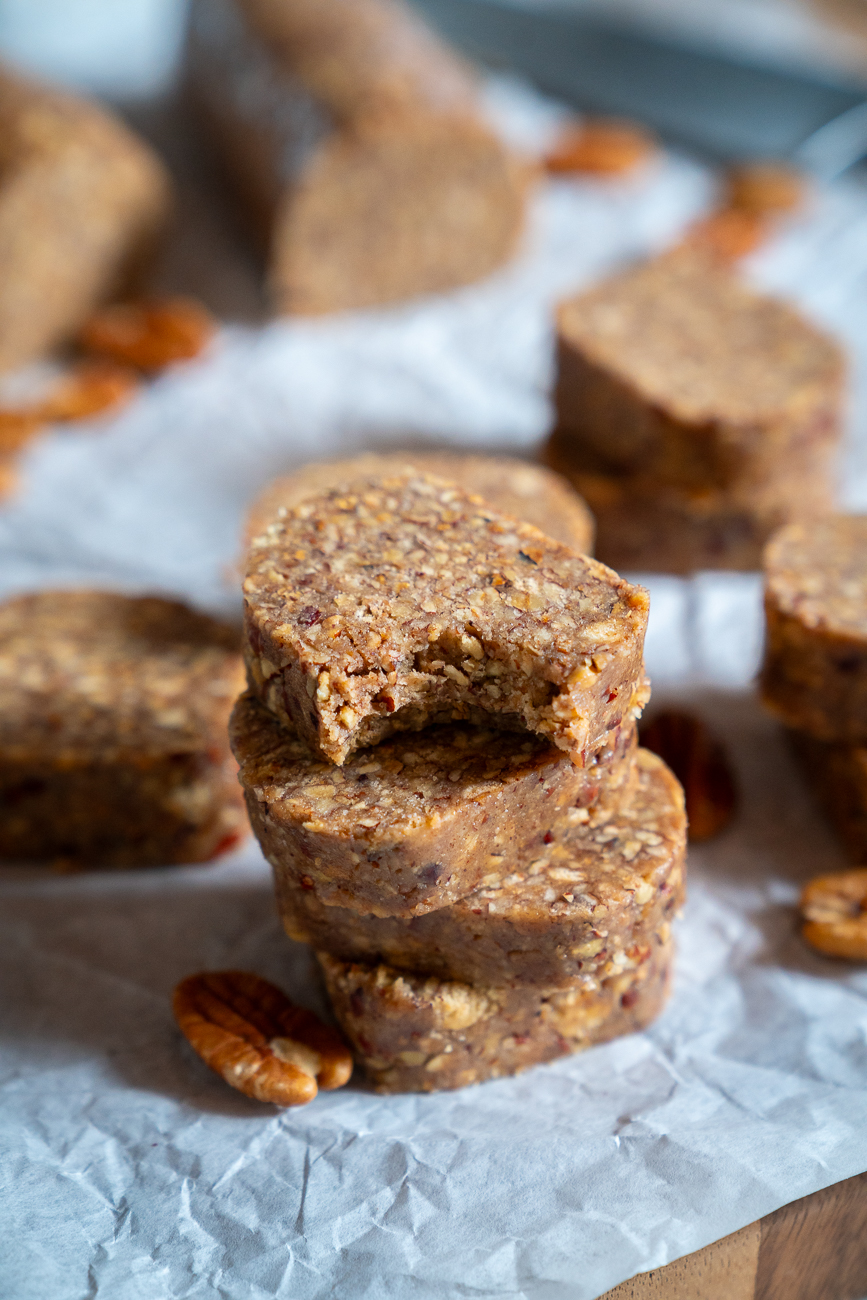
[0,592,247,867]
[246,452,595,555]
[548,251,843,572]
[789,731,867,863]
[187,0,528,314]
[761,518,867,741]
[244,471,649,766]
[231,690,637,917]
[318,935,671,1092]
[276,748,684,986]
[0,63,171,373]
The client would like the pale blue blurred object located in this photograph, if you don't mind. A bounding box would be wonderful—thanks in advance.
[0,0,189,98]
[418,0,867,176]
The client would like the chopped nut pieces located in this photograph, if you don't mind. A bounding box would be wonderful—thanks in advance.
[232,690,637,917]
[275,748,685,988]
[0,591,247,867]
[0,363,139,496]
[0,409,42,452]
[246,452,595,556]
[800,870,867,961]
[726,162,805,216]
[681,209,768,261]
[0,412,38,496]
[675,164,804,268]
[762,518,867,743]
[0,457,17,499]
[39,360,139,421]
[244,471,649,766]
[79,297,215,371]
[318,935,671,1092]
[173,970,352,1104]
[640,710,736,841]
[548,250,843,573]
[0,297,208,496]
[545,119,655,176]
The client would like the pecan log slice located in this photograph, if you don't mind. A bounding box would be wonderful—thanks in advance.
[640,708,737,841]
[173,970,352,1105]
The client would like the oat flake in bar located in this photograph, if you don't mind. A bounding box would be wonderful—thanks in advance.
[243,471,649,766]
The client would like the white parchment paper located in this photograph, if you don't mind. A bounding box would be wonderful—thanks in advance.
[3,78,867,1299]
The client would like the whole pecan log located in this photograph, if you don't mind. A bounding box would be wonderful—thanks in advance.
[173,969,352,1105]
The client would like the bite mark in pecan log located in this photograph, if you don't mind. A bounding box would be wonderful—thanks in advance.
[640,708,737,841]
[79,297,214,372]
[801,869,867,961]
[173,969,352,1105]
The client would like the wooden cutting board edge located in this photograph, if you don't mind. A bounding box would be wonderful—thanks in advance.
[599,1169,867,1299]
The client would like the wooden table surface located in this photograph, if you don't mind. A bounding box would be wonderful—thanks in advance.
[600,1172,867,1299]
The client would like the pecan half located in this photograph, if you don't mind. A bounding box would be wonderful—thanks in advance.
[79,297,215,372]
[0,409,43,453]
[39,361,139,421]
[726,162,804,216]
[640,709,737,841]
[173,970,352,1105]
[680,208,767,261]
[801,869,867,961]
[545,119,655,176]
[0,456,17,499]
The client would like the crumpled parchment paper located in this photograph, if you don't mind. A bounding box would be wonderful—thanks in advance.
[3,75,867,1300]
